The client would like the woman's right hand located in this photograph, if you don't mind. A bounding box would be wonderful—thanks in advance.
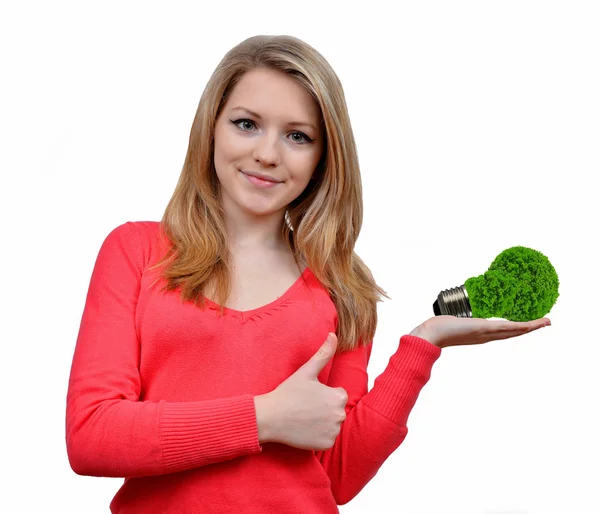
[255,333,348,451]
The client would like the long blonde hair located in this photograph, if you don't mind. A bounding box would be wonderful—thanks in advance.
[149,35,390,353]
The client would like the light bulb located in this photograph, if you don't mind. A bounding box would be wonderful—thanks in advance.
[433,246,559,322]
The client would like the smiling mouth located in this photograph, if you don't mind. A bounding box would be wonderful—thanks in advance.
[240,170,282,188]
[240,170,281,183]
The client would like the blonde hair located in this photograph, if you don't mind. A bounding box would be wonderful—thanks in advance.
[150,34,389,353]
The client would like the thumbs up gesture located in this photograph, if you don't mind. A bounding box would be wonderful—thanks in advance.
[256,333,349,451]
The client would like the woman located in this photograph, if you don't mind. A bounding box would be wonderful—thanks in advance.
[65,34,550,513]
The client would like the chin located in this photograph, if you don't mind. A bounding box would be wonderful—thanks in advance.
[242,204,283,217]
[234,195,283,215]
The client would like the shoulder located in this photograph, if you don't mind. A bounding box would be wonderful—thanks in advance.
[103,221,160,246]
[103,221,168,267]
[122,220,161,236]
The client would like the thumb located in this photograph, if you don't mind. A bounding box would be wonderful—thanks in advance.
[299,333,337,379]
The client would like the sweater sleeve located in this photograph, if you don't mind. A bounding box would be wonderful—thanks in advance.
[315,335,441,505]
[65,222,263,478]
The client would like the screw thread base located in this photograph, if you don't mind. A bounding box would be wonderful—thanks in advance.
[433,284,472,318]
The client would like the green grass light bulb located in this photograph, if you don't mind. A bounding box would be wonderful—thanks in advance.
[433,246,560,322]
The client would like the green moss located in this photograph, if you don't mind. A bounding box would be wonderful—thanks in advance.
[465,270,518,319]
[463,246,559,322]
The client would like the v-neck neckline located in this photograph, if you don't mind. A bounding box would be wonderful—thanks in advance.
[202,267,313,320]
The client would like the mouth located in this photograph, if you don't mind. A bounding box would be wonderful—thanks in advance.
[240,170,283,188]
[240,170,282,183]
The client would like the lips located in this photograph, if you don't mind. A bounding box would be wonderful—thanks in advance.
[241,170,281,183]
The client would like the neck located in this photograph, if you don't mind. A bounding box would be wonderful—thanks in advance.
[220,195,288,251]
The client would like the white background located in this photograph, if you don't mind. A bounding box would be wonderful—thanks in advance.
[2,1,598,513]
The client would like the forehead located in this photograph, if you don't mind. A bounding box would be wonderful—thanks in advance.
[226,68,321,123]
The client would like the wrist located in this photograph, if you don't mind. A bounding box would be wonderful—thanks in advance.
[409,326,443,348]
[254,394,276,444]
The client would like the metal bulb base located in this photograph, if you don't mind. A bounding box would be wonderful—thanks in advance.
[433,285,472,318]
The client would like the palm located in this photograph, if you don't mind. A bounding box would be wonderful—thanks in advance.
[418,315,551,348]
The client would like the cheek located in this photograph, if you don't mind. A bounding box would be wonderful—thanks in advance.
[213,130,240,173]
[291,153,321,181]
[214,128,231,158]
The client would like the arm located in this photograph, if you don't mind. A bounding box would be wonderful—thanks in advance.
[65,223,263,478]
[315,335,441,505]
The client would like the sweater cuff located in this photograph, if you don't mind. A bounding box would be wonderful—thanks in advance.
[160,394,262,473]
[363,335,441,426]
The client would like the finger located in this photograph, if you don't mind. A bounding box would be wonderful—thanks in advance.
[525,319,551,330]
[496,319,550,332]
[501,322,535,332]
[489,322,549,341]
[489,329,534,341]
[300,333,338,378]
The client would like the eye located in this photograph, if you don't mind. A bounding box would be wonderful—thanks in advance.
[230,119,314,145]
[233,119,255,132]
[290,132,312,144]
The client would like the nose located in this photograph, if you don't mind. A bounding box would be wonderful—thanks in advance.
[252,132,281,168]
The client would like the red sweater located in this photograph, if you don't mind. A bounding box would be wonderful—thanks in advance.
[65,221,442,513]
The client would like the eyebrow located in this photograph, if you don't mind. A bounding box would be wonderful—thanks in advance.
[230,106,318,131]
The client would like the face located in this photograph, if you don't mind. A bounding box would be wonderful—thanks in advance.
[213,68,324,221]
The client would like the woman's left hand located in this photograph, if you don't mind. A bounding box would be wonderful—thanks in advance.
[409,315,551,349]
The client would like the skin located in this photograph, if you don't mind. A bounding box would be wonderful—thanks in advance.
[213,67,325,253]
[409,315,552,348]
